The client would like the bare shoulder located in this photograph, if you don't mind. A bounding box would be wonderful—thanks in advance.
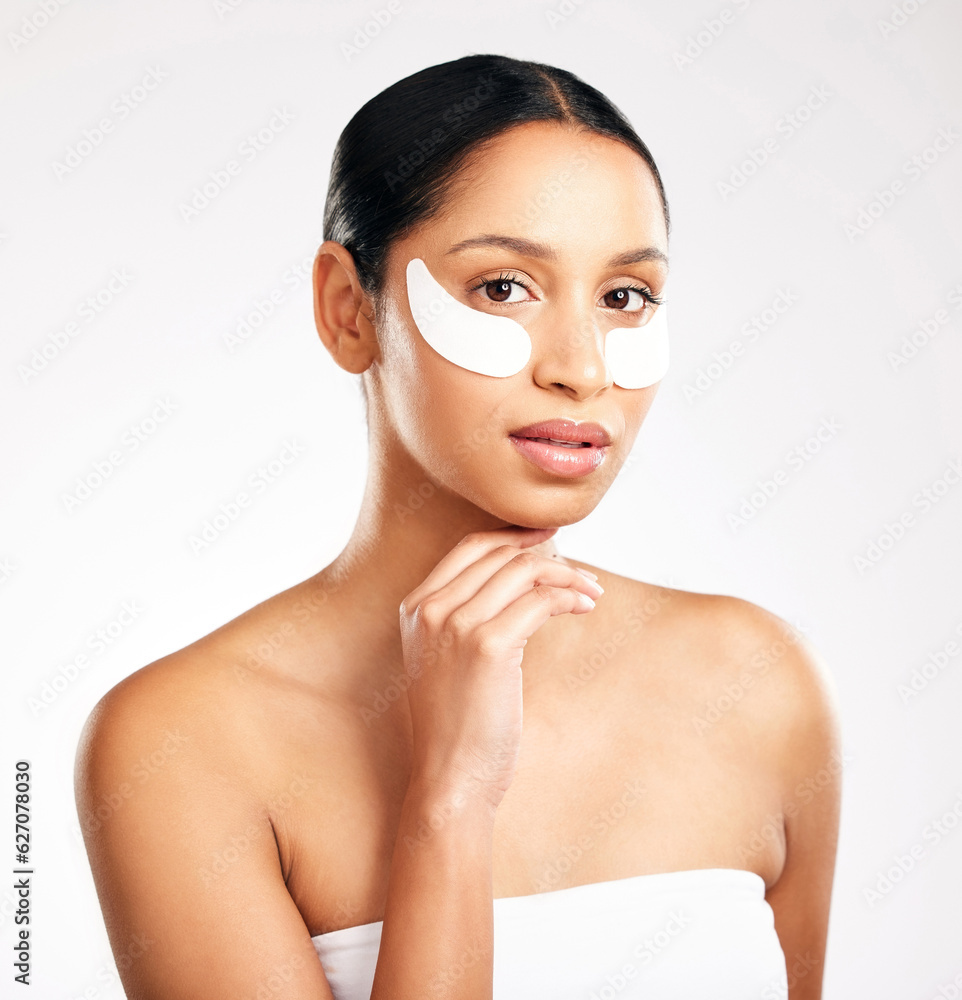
[75,573,337,808]
[593,576,845,989]
[674,587,842,770]
[581,564,842,768]
[72,580,337,997]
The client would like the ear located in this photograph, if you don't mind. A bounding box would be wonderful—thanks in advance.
[312,241,379,374]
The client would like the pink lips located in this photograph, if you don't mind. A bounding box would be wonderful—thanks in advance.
[508,419,612,478]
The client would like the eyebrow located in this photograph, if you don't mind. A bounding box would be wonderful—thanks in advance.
[445,234,669,269]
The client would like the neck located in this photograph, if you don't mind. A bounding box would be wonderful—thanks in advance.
[321,402,562,654]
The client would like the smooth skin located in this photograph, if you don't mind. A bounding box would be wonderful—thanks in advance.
[75,122,841,999]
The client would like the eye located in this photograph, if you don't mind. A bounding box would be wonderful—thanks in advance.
[468,272,533,305]
[603,285,658,312]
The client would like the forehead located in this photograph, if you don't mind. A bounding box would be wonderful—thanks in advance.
[426,122,668,256]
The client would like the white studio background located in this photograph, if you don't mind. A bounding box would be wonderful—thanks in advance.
[1,1,959,997]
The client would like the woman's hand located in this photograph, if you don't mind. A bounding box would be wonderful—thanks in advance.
[399,526,603,810]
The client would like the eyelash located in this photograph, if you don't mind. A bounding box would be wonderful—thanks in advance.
[468,271,664,308]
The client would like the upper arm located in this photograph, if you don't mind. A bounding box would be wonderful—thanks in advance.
[74,668,335,1000]
[752,616,843,1000]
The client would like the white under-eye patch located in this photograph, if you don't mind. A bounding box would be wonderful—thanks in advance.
[604,304,669,390]
[405,257,531,377]
[404,257,669,389]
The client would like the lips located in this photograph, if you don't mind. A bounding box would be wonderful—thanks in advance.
[508,419,612,478]
[509,420,612,448]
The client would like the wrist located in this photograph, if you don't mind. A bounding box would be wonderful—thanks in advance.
[404,773,501,826]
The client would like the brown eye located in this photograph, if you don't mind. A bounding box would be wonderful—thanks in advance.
[486,280,514,302]
[603,287,647,312]
[477,278,528,304]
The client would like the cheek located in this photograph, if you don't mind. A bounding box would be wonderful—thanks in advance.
[376,314,511,473]
[625,388,658,444]
[418,371,517,478]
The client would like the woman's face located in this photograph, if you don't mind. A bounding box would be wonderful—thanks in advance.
[370,121,669,528]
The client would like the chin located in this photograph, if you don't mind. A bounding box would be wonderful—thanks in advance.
[477,486,606,531]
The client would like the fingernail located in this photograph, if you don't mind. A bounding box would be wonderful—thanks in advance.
[577,593,596,610]
[576,567,599,581]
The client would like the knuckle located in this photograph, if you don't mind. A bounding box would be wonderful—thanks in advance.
[470,625,501,658]
[446,607,474,636]
[512,550,538,570]
[531,583,555,603]
[416,595,444,627]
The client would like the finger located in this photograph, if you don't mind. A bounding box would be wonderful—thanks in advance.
[470,585,596,655]
[403,526,556,608]
[444,555,603,631]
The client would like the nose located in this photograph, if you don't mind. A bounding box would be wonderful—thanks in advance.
[530,294,613,400]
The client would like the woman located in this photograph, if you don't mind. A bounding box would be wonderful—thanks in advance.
[75,53,841,999]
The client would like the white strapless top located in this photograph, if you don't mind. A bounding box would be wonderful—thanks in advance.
[310,868,788,999]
